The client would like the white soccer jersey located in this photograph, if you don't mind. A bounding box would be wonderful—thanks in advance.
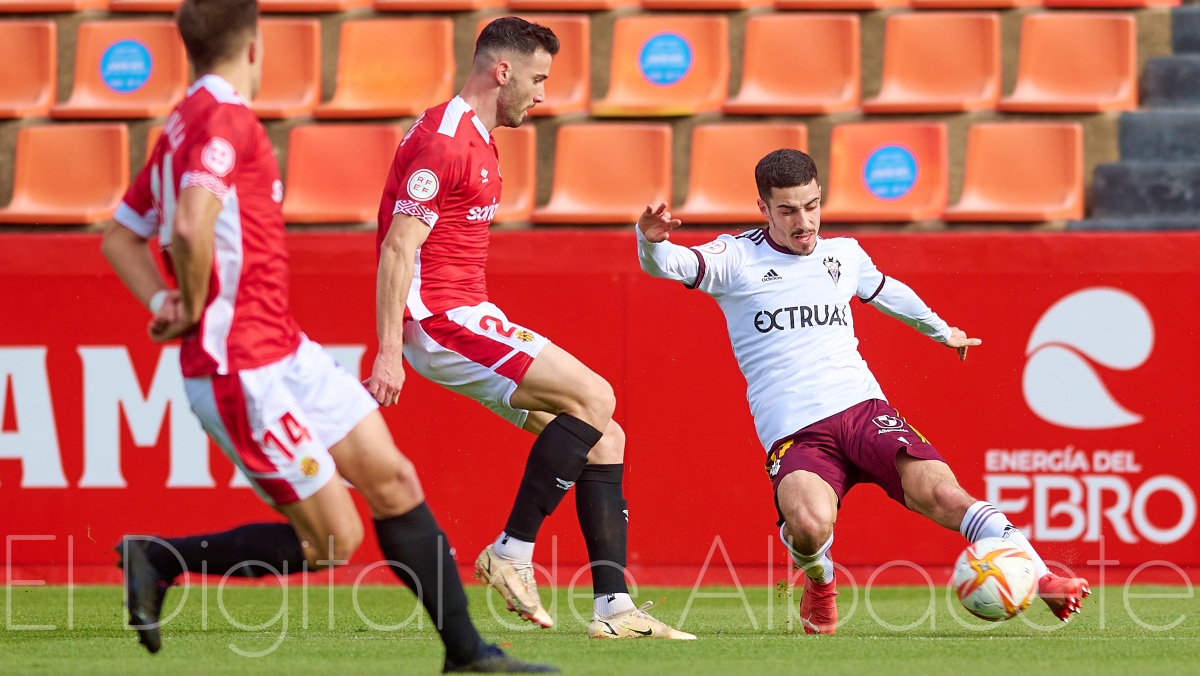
[638,226,952,452]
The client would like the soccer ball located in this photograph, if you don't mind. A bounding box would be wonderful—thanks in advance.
[952,537,1038,621]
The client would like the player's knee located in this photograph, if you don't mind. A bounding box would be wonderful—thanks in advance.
[587,421,626,464]
[576,374,616,426]
[930,480,973,520]
[783,512,834,554]
[360,453,425,518]
[308,519,363,569]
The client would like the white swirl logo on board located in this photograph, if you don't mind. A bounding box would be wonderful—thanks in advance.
[1022,288,1154,430]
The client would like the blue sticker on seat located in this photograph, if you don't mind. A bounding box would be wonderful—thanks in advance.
[639,33,692,87]
[863,145,918,200]
[100,40,153,94]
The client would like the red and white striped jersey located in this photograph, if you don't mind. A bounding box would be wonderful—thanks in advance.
[115,74,301,377]
[376,96,503,319]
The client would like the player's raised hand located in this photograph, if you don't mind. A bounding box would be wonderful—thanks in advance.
[637,203,683,243]
[944,327,982,362]
[366,349,405,406]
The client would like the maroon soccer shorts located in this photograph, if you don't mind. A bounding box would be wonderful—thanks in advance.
[765,399,945,511]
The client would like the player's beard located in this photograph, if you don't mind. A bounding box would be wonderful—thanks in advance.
[496,83,527,128]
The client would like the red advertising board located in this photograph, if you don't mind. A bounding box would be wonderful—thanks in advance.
[0,231,1196,586]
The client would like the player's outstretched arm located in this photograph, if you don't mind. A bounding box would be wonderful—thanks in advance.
[943,326,982,362]
[368,214,431,407]
[635,203,702,285]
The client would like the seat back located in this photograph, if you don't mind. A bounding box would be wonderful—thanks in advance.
[252,19,321,119]
[822,123,948,222]
[948,122,1084,220]
[532,123,672,223]
[1003,13,1137,109]
[282,124,406,223]
[725,14,859,114]
[54,20,187,118]
[677,123,809,222]
[867,12,1000,110]
[317,19,454,118]
[591,15,728,116]
[0,21,56,117]
[0,124,129,223]
[492,126,537,222]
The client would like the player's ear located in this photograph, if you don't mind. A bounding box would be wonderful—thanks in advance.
[757,198,770,219]
[495,57,512,86]
[247,28,261,65]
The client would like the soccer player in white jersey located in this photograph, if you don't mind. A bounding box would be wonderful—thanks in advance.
[369,17,691,640]
[635,149,1090,633]
[101,0,554,670]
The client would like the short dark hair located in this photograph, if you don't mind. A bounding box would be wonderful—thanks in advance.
[177,0,258,73]
[475,17,560,60]
[754,149,819,203]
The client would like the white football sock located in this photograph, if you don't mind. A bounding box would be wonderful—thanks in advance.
[493,532,535,562]
[780,524,834,584]
[594,592,636,618]
[960,501,1049,578]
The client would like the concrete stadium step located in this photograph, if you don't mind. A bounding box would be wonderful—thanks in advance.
[1118,111,1200,161]
[1090,161,1200,218]
[1141,55,1200,107]
[1173,6,1200,54]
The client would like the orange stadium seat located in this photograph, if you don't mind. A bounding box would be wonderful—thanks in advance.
[108,0,181,11]
[0,124,129,225]
[724,14,859,115]
[52,21,188,120]
[491,126,536,223]
[776,0,906,10]
[474,15,590,116]
[643,0,769,10]
[943,122,1083,222]
[282,124,406,224]
[0,0,104,11]
[376,0,500,10]
[508,0,634,10]
[252,19,321,119]
[674,123,809,224]
[1045,0,1175,7]
[591,15,729,117]
[863,12,1000,113]
[0,21,55,118]
[913,0,1035,8]
[531,123,671,224]
[259,0,368,11]
[315,19,454,119]
[998,13,1138,113]
[821,122,948,222]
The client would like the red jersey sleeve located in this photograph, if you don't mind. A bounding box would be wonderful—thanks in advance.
[114,160,159,238]
[391,138,469,229]
[176,105,252,202]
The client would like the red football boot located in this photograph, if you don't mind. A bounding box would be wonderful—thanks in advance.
[1038,573,1091,622]
[799,575,838,634]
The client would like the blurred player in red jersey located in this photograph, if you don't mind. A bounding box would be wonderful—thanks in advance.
[369,17,692,640]
[101,1,556,670]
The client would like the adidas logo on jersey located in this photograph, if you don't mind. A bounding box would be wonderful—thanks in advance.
[761,269,783,282]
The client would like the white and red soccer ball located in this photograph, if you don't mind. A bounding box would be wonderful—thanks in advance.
[952,537,1038,621]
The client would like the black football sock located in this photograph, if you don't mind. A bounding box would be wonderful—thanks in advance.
[575,464,630,597]
[503,414,603,541]
[375,503,484,665]
[141,522,307,581]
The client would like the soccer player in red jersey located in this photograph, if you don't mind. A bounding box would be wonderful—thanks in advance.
[102,1,555,670]
[369,17,692,639]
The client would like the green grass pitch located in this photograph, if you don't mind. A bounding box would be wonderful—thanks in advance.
[3,585,1197,674]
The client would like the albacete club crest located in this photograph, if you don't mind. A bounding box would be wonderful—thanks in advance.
[823,257,841,285]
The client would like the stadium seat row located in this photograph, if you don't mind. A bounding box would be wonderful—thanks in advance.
[0,13,1138,119]
[0,121,1083,226]
[0,0,1177,12]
